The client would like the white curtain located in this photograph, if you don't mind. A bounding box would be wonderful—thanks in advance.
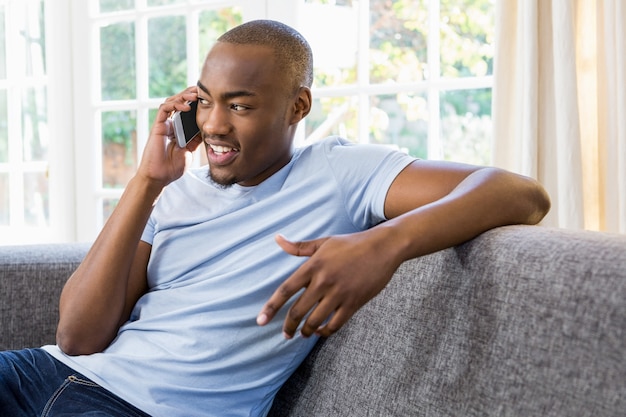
[492,0,626,233]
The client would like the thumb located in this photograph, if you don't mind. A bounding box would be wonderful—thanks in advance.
[275,234,328,257]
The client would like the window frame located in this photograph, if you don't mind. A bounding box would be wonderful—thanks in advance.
[70,0,283,241]
[0,0,494,244]
[0,0,75,245]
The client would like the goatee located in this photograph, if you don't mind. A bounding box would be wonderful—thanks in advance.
[206,168,234,189]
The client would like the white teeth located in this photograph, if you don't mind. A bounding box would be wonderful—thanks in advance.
[210,144,238,154]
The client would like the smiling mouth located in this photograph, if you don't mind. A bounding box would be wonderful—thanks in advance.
[209,144,240,154]
[206,143,240,166]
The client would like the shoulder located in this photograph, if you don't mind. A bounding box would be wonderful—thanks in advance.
[296,136,416,169]
[294,136,349,157]
[297,136,406,161]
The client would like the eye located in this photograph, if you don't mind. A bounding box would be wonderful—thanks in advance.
[231,104,248,112]
[198,97,210,106]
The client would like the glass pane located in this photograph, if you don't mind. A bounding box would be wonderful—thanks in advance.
[103,198,119,225]
[0,5,6,79]
[148,15,186,98]
[198,8,243,65]
[440,88,492,164]
[299,2,358,88]
[148,108,158,128]
[0,89,6,162]
[101,21,136,100]
[23,171,48,227]
[148,0,185,6]
[305,96,358,141]
[21,86,48,162]
[0,172,7,225]
[102,110,137,188]
[100,0,134,13]
[370,93,428,158]
[304,0,354,3]
[22,0,46,78]
[440,0,495,78]
[370,0,428,83]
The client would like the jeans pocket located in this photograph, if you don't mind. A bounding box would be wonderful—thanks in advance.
[40,375,73,417]
[40,375,107,417]
[39,374,150,417]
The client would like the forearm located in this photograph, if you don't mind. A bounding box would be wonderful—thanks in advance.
[379,167,550,263]
[57,175,162,354]
[259,166,549,340]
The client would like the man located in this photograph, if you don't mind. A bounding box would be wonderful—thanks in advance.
[0,20,550,416]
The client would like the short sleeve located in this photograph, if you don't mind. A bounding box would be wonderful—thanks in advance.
[321,137,416,229]
[141,215,156,245]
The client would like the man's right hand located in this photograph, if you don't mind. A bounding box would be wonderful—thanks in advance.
[137,86,203,189]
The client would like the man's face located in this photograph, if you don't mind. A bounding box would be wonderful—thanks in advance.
[196,42,297,187]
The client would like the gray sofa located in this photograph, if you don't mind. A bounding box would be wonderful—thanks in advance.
[1,225,625,416]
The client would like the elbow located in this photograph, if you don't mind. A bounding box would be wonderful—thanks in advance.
[524,179,552,224]
[56,329,87,356]
[485,167,551,226]
[532,185,551,224]
[517,175,551,225]
[56,325,107,356]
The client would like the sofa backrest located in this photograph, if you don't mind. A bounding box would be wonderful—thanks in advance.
[0,243,89,350]
[1,226,625,416]
[269,225,626,416]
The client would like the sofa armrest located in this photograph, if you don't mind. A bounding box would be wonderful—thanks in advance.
[0,243,89,350]
[270,225,626,416]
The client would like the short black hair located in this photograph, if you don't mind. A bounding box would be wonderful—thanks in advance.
[217,20,314,93]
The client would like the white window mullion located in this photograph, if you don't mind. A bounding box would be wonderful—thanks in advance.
[135,11,149,156]
[427,0,442,160]
[6,89,23,227]
[45,0,75,242]
[71,0,100,241]
[357,0,370,144]
[5,0,25,228]
[187,10,200,85]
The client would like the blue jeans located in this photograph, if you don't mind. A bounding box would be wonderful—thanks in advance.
[0,348,150,416]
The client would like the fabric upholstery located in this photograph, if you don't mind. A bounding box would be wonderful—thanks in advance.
[0,243,89,350]
[1,226,624,416]
[269,226,626,416]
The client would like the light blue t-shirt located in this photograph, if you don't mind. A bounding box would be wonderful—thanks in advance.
[44,137,415,417]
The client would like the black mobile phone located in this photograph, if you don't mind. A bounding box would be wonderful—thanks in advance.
[172,100,200,148]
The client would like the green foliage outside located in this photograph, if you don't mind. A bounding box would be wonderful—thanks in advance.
[307,0,494,164]
[99,0,494,166]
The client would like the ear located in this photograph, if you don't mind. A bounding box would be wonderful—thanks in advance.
[289,86,312,125]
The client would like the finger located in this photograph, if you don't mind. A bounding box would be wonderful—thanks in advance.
[167,94,198,116]
[275,234,327,257]
[256,271,310,328]
[313,306,352,338]
[298,296,339,338]
[182,84,199,96]
[164,85,198,104]
[282,283,328,339]
[158,87,199,118]
[152,97,199,138]
[185,135,203,152]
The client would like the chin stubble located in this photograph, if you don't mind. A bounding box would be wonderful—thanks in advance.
[206,168,235,189]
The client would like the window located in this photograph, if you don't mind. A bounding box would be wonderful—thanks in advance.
[0,0,53,244]
[72,0,265,241]
[1,0,495,244]
[300,0,494,164]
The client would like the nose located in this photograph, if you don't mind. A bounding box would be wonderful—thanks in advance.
[199,104,231,137]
